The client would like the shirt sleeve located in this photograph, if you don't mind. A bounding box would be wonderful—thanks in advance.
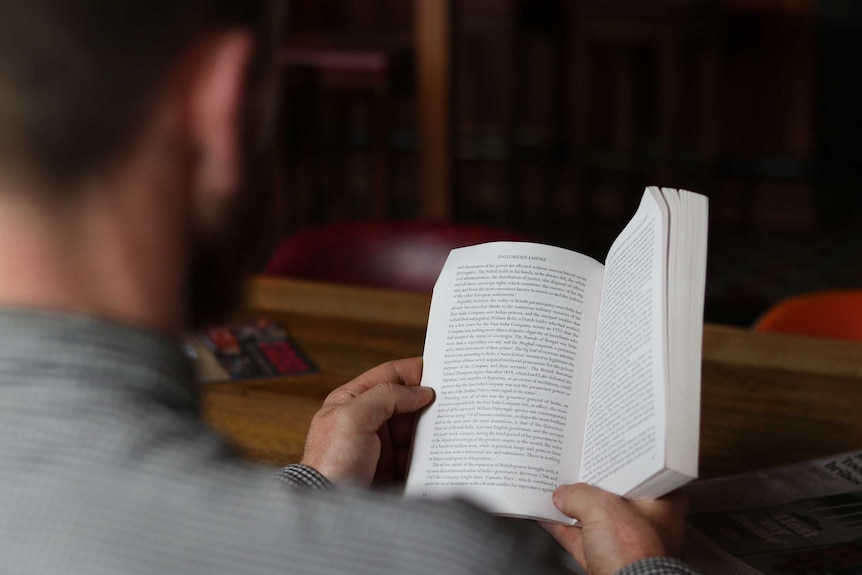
[274,464,332,490]
[616,557,702,575]
[273,467,698,575]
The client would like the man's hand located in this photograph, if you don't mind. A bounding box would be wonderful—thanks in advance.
[542,483,688,575]
[300,357,433,487]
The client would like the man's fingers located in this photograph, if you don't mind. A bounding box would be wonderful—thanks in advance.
[324,358,424,405]
[553,483,616,522]
[553,483,685,520]
[301,359,430,486]
[541,521,587,568]
[348,382,434,432]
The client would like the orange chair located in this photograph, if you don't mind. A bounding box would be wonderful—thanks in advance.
[754,290,862,341]
[264,220,532,292]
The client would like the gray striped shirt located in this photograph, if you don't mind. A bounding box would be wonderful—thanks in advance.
[0,309,697,574]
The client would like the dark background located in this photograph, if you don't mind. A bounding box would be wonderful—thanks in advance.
[277,0,862,326]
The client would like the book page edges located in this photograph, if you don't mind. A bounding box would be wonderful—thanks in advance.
[625,467,697,500]
[665,190,708,479]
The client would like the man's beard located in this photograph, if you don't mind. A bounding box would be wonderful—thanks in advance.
[186,159,277,329]
[186,234,248,330]
[185,22,282,329]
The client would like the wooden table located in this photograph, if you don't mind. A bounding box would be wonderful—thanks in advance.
[203,276,862,480]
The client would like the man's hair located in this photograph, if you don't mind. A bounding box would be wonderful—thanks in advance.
[0,1,277,190]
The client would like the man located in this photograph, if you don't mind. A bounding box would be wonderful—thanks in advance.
[0,2,699,574]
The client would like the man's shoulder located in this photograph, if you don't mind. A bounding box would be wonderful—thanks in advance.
[0,440,572,575]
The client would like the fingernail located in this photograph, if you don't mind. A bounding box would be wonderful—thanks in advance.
[415,386,434,399]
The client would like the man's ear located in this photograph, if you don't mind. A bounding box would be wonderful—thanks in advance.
[186,32,254,205]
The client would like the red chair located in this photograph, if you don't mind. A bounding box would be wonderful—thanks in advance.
[264,220,532,292]
[754,290,862,342]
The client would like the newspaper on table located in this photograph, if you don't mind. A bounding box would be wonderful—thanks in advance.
[684,450,862,574]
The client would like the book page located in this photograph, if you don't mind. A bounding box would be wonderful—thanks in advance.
[406,242,604,523]
[578,191,667,494]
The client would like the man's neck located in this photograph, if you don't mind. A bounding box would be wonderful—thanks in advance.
[0,169,191,337]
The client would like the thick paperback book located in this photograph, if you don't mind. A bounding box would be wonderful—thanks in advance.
[405,187,709,524]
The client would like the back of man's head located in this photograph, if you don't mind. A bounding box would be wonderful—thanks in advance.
[0,1,273,193]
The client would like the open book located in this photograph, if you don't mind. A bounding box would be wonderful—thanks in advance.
[404,187,708,524]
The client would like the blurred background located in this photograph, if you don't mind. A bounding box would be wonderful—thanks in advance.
[273,0,862,327]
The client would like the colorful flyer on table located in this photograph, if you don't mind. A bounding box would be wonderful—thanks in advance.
[187,318,317,382]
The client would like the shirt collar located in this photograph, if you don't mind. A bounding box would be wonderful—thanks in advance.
[0,307,197,408]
